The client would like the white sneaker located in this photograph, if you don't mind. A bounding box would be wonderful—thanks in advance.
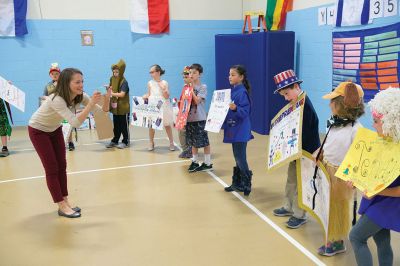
[117,143,129,149]
[148,142,155,151]
[105,142,117,148]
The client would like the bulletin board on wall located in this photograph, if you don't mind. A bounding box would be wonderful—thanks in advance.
[332,22,400,102]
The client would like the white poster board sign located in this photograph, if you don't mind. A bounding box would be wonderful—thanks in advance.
[171,98,179,126]
[0,76,25,112]
[297,151,331,243]
[131,96,164,130]
[205,89,231,133]
[267,93,305,171]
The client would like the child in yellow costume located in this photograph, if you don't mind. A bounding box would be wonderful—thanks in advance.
[316,81,365,256]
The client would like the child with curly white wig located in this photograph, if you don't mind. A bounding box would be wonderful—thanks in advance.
[369,88,400,141]
[349,87,400,266]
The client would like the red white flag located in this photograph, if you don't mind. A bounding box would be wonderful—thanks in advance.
[130,0,170,34]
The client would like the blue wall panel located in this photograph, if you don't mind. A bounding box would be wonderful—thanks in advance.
[0,20,242,125]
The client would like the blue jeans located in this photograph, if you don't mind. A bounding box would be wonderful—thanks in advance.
[232,142,250,176]
[349,214,393,266]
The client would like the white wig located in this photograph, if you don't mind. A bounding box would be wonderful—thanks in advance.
[369,87,400,142]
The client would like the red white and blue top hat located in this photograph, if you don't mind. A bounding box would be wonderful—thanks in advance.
[273,69,302,94]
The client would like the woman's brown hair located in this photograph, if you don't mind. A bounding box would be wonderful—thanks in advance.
[53,68,84,107]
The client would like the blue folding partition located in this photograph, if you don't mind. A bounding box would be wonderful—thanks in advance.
[215,31,295,135]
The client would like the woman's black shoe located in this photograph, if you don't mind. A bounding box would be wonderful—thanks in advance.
[72,206,81,212]
[58,209,81,218]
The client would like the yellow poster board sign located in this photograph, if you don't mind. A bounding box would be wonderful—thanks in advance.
[336,127,400,197]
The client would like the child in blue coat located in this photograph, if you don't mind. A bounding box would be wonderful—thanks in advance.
[223,65,254,196]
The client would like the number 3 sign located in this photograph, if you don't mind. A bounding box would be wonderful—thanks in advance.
[370,0,398,19]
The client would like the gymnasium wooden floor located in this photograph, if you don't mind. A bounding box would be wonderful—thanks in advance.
[0,126,398,266]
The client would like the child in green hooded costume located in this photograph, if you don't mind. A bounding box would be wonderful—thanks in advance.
[106,59,131,149]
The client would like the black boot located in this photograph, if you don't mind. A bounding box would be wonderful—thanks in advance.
[224,167,243,192]
[242,171,253,196]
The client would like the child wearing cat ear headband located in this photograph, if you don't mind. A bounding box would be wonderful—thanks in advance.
[316,81,365,256]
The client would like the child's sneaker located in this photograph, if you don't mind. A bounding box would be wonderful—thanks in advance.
[273,207,293,217]
[106,142,118,148]
[188,161,200,172]
[318,241,346,256]
[0,147,9,157]
[183,149,192,158]
[169,143,175,151]
[148,142,155,151]
[179,149,192,158]
[196,163,213,172]
[68,142,75,151]
[286,216,307,229]
[117,143,129,149]
[317,244,327,255]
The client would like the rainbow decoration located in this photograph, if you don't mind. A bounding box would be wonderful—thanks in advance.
[266,0,293,31]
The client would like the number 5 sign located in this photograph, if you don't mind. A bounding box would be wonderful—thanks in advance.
[383,0,398,17]
[370,0,398,20]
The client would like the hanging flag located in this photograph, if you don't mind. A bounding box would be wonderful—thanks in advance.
[130,0,169,34]
[335,0,370,27]
[266,0,293,31]
[0,0,28,37]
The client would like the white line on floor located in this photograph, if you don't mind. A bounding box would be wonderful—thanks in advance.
[5,137,324,264]
[12,137,166,152]
[0,159,189,184]
[173,141,183,152]
[206,171,326,266]
[175,137,324,264]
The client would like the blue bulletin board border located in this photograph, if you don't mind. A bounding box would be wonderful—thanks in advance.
[332,22,400,102]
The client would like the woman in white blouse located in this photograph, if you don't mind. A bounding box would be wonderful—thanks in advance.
[29,68,111,218]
